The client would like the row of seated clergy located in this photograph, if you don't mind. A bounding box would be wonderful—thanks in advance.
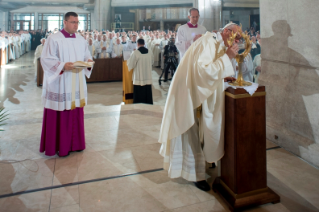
[88,35,137,59]
[0,35,31,63]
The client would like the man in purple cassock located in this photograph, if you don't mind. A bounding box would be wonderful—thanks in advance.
[40,12,94,157]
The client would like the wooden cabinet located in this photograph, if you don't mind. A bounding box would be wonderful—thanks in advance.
[37,57,123,86]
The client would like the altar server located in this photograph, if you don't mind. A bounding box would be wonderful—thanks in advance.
[175,8,207,59]
[127,38,154,104]
[40,12,94,157]
[34,38,45,81]
[158,23,240,191]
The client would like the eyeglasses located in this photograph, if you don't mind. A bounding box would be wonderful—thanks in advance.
[66,21,80,25]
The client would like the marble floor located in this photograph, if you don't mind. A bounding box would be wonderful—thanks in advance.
[0,52,318,212]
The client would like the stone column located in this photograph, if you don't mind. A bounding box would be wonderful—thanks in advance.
[160,20,164,31]
[135,9,140,31]
[93,0,111,30]
[259,0,319,167]
[34,12,39,30]
[198,0,221,31]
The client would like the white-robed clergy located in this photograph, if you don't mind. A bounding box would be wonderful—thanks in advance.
[151,34,162,66]
[93,35,102,59]
[34,38,45,81]
[112,38,123,58]
[100,35,111,58]
[253,40,262,83]
[40,12,94,157]
[127,38,154,104]
[175,8,207,59]
[241,53,254,82]
[127,35,137,53]
[158,23,241,191]
[88,38,95,57]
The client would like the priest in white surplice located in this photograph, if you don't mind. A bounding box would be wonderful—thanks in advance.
[127,38,154,104]
[40,12,94,157]
[175,8,207,59]
[34,38,45,81]
[158,23,241,191]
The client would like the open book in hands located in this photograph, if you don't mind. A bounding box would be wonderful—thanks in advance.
[73,61,95,69]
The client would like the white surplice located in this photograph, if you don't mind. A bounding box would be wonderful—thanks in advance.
[93,40,102,59]
[112,43,123,58]
[241,53,254,82]
[151,39,162,66]
[100,41,110,58]
[253,54,261,83]
[127,48,154,86]
[175,23,207,59]
[41,32,93,111]
[158,32,234,181]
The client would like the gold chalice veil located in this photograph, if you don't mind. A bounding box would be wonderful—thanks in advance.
[227,30,252,86]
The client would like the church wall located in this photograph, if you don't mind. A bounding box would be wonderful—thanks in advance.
[259,0,319,167]
[222,9,258,31]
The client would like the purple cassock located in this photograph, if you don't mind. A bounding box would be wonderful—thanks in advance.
[40,29,87,157]
[40,108,85,156]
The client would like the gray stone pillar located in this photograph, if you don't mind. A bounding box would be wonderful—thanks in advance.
[93,0,111,30]
[160,20,164,31]
[34,12,39,30]
[198,0,221,31]
[135,9,140,31]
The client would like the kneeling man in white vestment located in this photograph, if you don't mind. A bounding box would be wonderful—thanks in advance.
[158,23,241,191]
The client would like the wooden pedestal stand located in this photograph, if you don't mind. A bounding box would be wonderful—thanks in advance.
[213,86,280,212]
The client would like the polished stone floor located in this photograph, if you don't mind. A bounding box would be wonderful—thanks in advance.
[0,52,318,212]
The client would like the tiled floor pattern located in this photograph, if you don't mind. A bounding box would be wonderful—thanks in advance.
[0,52,318,211]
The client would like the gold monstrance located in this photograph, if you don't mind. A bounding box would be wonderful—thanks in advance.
[227,30,252,86]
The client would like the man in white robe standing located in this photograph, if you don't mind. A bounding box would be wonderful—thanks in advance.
[127,38,154,104]
[158,23,240,191]
[34,38,45,81]
[175,8,207,59]
[151,34,162,67]
[40,12,94,157]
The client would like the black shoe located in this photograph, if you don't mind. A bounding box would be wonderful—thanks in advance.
[75,150,83,152]
[194,180,211,191]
